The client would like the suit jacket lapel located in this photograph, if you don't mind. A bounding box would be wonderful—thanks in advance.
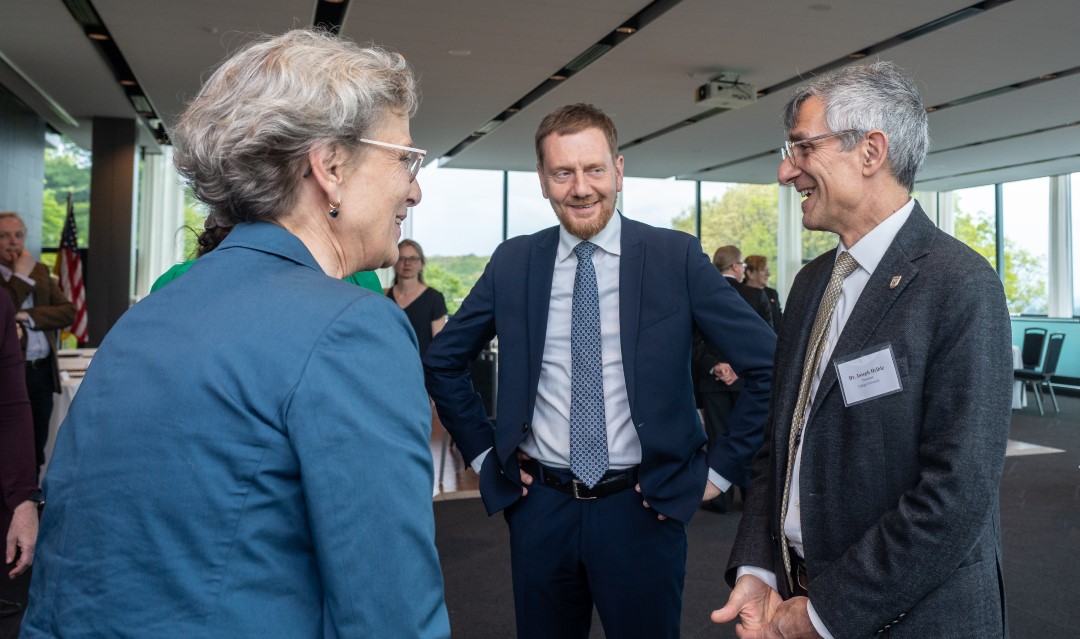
[809,205,935,416]
[527,228,559,409]
[618,216,643,413]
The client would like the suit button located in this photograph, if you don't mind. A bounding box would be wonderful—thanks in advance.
[521,423,529,432]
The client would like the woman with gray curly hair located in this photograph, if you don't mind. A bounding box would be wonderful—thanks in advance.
[22,29,449,638]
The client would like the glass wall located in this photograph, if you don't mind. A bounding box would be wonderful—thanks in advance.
[1001,178,1050,314]
[1073,173,1080,317]
[411,165,504,313]
[620,176,696,231]
[506,170,555,239]
[406,165,1080,319]
[951,185,997,270]
[693,181,780,281]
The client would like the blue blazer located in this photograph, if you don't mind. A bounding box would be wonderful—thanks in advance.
[424,216,775,523]
[23,222,449,638]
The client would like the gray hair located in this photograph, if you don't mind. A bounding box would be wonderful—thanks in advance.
[782,60,929,191]
[172,29,419,224]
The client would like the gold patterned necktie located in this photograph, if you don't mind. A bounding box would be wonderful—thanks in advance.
[779,250,859,590]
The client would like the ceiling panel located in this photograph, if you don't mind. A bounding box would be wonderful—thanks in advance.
[1,0,1077,190]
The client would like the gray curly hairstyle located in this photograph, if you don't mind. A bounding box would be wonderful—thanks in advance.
[172,29,419,224]
[782,60,929,191]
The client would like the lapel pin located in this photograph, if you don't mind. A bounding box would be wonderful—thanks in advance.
[889,276,902,289]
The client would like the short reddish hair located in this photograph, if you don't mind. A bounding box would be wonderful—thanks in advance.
[534,103,618,166]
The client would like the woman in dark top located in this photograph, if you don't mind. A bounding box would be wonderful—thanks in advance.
[1,291,39,580]
[744,255,782,333]
[387,239,447,357]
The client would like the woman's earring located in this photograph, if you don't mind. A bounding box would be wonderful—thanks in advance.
[329,200,341,219]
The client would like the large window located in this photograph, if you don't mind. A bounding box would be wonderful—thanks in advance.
[506,170,555,238]
[684,182,781,275]
[951,185,997,270]
[1073,173,1080,317]
[40,133,91,267]
[1002,177,1049,314]
[620,176,696,231]
[410,165,503,313]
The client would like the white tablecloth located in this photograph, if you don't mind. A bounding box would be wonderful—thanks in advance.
[1012,345,1025,410]
[42,374,83,480]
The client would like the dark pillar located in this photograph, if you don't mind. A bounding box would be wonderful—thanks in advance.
[87,117,137,346]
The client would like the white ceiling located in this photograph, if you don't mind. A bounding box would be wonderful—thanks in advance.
[1,0,1078,191]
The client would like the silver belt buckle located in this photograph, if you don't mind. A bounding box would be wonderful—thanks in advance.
[570,479,596,500]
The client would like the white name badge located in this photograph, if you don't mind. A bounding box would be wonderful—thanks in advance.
[833,343,903,407]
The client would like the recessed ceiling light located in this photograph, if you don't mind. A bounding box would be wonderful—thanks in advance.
[925,106,938,113]
[1040,74,1057,80]
[324,0,346,4]
[849,52,868,59]
[88,32,109,41]
[448,49,471,57]
[550,74,567,81]
[615,26,636,34]
[120,79,137,87]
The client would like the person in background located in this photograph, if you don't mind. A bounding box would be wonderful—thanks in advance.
[0,212,75,474]
[152,218,384,294]
[387,239,447,357]
[714,244,773,330]
[693,246,773,516]
[22,29,449,639]
[744,255,782,332]
[424,103,774,639]
[715,60,1011,639]
[1,291,40,579]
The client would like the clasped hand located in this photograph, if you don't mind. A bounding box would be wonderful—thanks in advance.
[712,575,820,638]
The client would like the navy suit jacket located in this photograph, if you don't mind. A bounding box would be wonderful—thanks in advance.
[727,205,1012,638]
[424,215,775,523]
[23,222,449,638]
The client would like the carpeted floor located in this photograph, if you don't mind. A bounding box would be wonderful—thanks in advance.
[2,395,1074,638]
[435,392,1080,638]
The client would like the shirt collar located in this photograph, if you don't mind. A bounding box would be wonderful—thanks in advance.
[557,211,622,262]
[839,198,915,276]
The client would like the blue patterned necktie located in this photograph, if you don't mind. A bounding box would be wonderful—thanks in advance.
[570,241,608,488]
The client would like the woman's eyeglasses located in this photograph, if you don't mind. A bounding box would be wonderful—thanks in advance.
[397,256,421,265]
[301,139,427,182]
[358,138,426,182]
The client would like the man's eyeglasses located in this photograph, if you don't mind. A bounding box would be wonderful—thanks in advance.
[397,256,421,266]
[359,138,426,182]
[780,129,859,167]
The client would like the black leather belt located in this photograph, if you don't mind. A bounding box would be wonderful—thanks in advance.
[25,357,49,370]
[789,547,809,595]
[520,459,637,500]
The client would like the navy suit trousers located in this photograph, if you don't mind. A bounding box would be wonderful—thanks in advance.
[504,464,687,639]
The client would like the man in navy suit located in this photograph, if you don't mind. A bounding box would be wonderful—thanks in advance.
[424,103,775,638]
[714,61,1011,638]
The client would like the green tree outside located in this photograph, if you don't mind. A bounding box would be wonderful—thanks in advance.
[952,207,1045,314]
[425,254,490,315]
[669,183,839,286]
[42,136,91,249]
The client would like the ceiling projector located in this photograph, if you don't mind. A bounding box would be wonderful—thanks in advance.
[695,72,757,110]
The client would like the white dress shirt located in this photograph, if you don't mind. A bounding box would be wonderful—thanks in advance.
[470,213,641,473]
[520,213,640,469]
[739,198,915,638]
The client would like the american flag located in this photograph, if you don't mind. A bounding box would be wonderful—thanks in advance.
[55,192,88,343]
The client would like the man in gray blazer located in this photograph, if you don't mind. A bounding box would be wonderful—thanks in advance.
[713,61,1012,638]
